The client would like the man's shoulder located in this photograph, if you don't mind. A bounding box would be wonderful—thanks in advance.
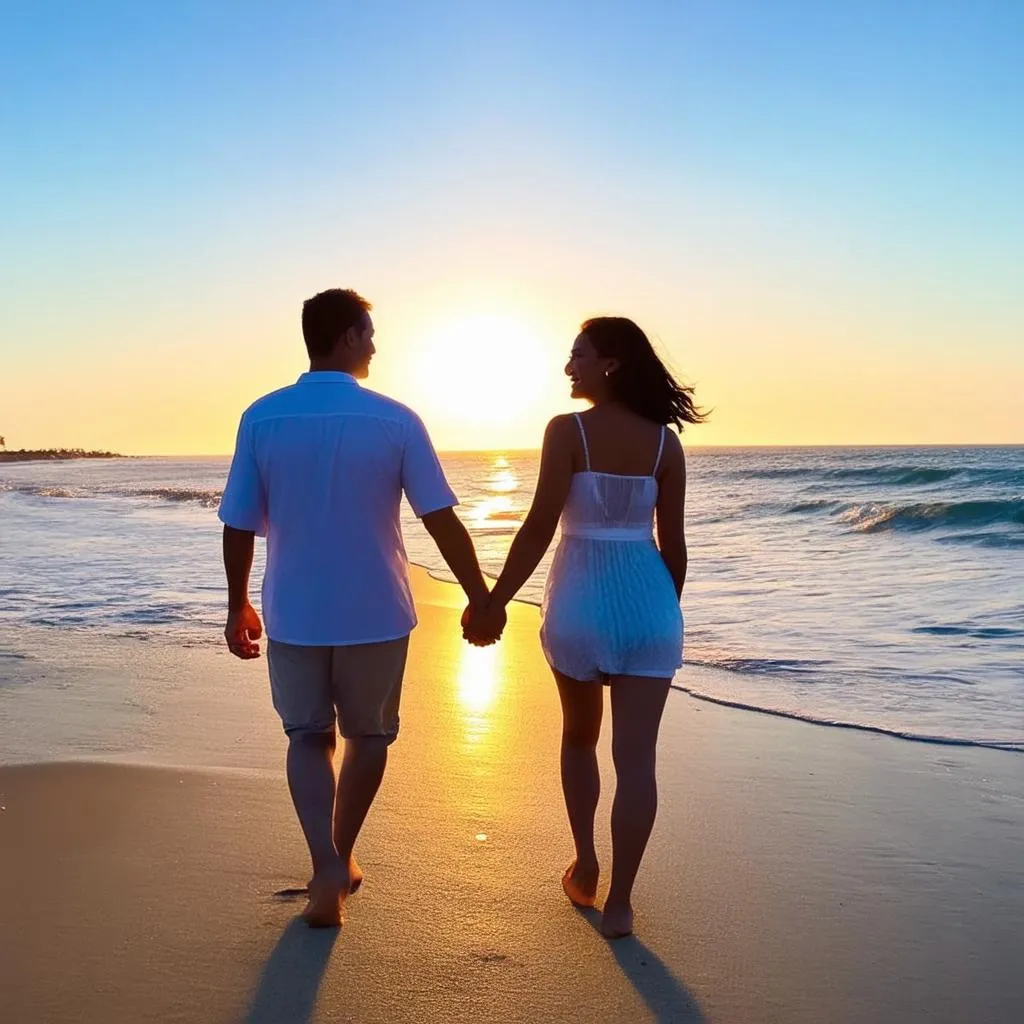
[354,387,424,427]
[240,382,302,421]
[238,381,426,434]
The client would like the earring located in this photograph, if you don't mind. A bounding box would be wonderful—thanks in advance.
[604,368,612,378]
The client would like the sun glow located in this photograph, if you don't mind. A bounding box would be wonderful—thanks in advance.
[403,313,560,435]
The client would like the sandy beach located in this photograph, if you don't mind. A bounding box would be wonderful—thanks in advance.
[1,568,1022,1023]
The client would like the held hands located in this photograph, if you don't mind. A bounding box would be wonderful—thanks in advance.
[461,595,507,647]
[225,601,263,659]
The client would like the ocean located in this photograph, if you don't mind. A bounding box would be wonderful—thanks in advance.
[1,446,1021,752]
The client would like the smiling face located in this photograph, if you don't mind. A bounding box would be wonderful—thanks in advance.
[565,332,618,401]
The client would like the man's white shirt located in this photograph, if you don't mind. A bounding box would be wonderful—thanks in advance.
[218,371,456,645]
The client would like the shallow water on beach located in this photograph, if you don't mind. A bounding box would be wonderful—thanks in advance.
[1,446,1022,750]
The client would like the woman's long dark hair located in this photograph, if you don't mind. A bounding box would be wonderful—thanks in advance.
[581,317,707,430]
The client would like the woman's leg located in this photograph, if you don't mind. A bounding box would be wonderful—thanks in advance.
[553,669,604,905]
[603,675,672,937]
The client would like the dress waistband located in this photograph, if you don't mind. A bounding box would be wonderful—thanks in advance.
[560,526,654,541]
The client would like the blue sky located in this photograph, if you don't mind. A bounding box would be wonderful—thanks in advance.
[1,1,1021,450]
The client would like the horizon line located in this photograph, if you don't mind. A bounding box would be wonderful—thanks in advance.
[14,440,1017,459]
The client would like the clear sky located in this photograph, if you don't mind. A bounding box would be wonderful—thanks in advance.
[1,0,1021,453]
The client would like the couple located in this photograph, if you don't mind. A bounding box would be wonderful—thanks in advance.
[219,288,703,939]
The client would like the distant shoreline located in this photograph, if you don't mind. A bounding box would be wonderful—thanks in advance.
[0,449,127,463]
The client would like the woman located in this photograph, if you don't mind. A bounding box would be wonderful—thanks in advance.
[466,316,704,939]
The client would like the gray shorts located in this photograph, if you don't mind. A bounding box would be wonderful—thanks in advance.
[266,635,410,743]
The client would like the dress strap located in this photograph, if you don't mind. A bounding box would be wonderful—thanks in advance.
[573,413,591,471]
[652,426,666,475]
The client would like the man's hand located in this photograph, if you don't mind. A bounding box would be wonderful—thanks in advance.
[225,602,263,659]
[462,598,507,646]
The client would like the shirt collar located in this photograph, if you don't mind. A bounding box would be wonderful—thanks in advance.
[297,371,358,385]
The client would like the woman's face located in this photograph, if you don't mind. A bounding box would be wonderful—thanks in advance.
[565,332,616,400]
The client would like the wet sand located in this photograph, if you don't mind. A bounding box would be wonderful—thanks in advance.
[1,569,1022,1022]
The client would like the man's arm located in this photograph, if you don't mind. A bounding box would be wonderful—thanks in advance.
[401,409,497,640]
[223,525,262,659]
[218,412,267,658]
[421,507,491,612]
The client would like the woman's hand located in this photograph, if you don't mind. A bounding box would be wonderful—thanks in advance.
[461,597,507,646]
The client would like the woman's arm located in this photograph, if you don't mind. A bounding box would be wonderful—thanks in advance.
[655,433,687,598]
[484,416,575,613]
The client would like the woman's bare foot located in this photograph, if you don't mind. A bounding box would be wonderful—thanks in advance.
[347,856,364,894]
[561,860,599,908]
[600,902,634,939]
[305,855,363,897]
[301,862,349,928]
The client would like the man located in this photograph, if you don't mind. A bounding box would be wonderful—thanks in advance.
[218,288,505,927]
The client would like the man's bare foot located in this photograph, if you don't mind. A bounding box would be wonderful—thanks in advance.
[301,863,348,928]
[561,860,599,908]
[600,902,634,939]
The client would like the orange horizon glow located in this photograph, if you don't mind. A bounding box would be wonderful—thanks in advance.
[3,304,1022,455]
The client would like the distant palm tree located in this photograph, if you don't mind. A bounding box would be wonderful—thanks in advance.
[0,436,5,449]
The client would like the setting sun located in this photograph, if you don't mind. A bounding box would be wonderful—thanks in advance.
[401,313,565,440]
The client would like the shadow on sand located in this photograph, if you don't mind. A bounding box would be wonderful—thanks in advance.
[245,916,338,1024]
[578,907,707,1023]
[244,899,703,1023]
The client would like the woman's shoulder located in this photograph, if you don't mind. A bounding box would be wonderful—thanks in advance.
[540,415,585,466]
[657,427,685,476]
[543,412,581,438]
[660,425,683,452]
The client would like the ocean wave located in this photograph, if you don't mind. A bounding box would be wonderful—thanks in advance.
[744,464,1023,488]
[1,482,86,499]
[912,624,1021,639]
[31,486,82,499]
[836,498,1024,534]
[118,487,222,507]
[935,531,1024,549]
[782,499,844,514]
[830,466,969,486]
[4,483,222,508]
[669,684,1023,753]
[692,655,833,674]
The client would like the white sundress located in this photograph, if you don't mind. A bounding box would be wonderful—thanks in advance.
[539,414,684,682]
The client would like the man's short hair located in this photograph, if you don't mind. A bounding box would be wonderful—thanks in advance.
[301,289,373,359]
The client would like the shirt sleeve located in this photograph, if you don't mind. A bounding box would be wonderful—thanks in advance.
[218,415,268,536]
[401,412,458,517]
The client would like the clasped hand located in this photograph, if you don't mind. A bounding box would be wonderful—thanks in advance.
[461,595,507,647]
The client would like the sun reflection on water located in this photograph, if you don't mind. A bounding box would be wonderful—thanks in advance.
[471,495,519,527]
[488,468,518,493]
[470,456,522,530]
[458,643,500,714]
[457,642,502,746]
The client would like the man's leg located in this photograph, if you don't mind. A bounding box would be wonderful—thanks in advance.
[332,636,409,883]
[286,729,342,876]
[267,642,348,927]
[332,735,389,872]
